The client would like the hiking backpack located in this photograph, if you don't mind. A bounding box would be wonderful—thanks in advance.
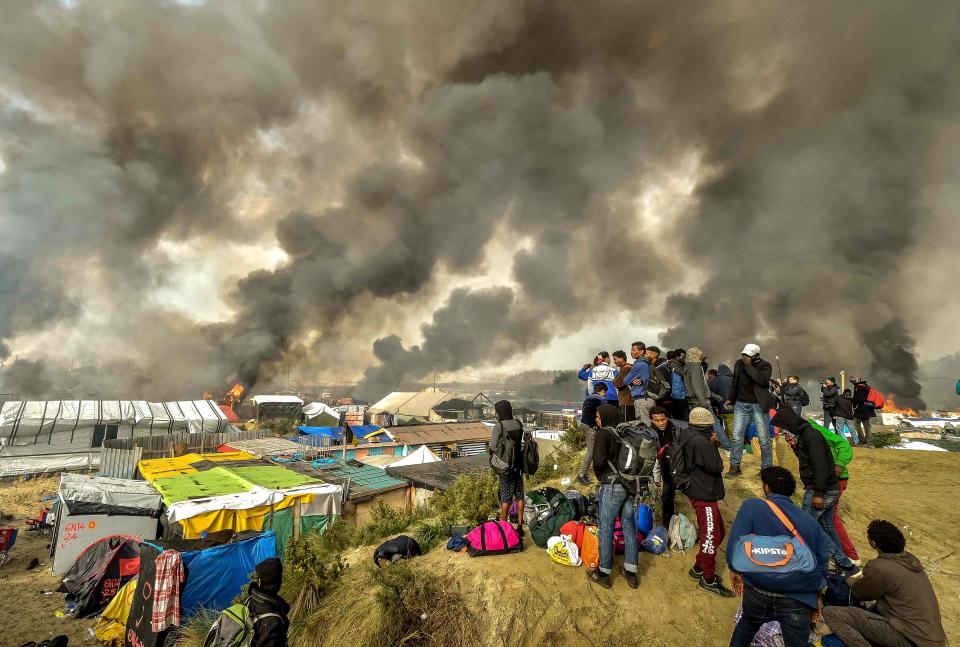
[563,490,588,521]
[529,491,578,548]
[522,431,540,476]
[670,368,686,400]
[489,420,521,476]
[203,599,281,647]
[523,487,563,526]
[866,387,885,409]
[728,499,821,593]
[607,422,660,495]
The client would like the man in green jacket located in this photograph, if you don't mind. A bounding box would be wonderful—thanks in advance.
[810,420,860,562]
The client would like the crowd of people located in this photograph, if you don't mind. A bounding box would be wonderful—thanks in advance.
[491,341,946,647]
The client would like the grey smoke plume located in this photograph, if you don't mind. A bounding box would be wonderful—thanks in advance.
[2,1,958,407]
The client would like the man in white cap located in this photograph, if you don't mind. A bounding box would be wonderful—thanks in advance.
[724,343,776,478]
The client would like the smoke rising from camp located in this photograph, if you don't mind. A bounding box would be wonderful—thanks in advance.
[2,1,959,407]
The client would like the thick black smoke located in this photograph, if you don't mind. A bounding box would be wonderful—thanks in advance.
[2,1,958,406]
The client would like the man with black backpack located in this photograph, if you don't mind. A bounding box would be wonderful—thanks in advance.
[490,400,527,530]
[576,383,608,485]
[248,558,290,647]
[727,467,832,647]
[587,404,642,590]
[679,406,734,597]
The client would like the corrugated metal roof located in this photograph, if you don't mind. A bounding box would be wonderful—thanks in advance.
[386,422,491,446]
[222,437,303,458]
[290,460,408,500]
[386,454,489,491]
[368,390,449,416]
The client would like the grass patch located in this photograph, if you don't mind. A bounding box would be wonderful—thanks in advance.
[526,441,583,488]
[291,561,481,647]
[171,609,218,647]
[430,469,500,525]
[872,430,901,449]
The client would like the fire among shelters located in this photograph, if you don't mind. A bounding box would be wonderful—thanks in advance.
[883,393,917,416]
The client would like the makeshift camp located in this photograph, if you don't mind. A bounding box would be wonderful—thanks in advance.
[0,399,230,477]
[286,459,410,523]
[125,532,277,647]
[387,445,440,467]
[302,401,341,426]
[138,452,341,539]
[51,473,162,574]
[250,394,303,421]
[59,534,141,618]
[92,576,136,646]
[368,389,449,426]
[385,422,491,458]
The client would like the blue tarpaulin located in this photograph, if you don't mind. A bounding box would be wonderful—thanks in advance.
[179,531,277,616]
[297,424,383,439]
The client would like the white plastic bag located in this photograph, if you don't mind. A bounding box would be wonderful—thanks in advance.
[546,534,582,566]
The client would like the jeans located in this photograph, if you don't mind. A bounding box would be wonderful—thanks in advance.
[836,417,858,446]
[802,489,854,569]
[598,483,638,575]
[578,422,596,478]
[823,407,837,430]
[731,402,772,468]
[730,586,814,647]
[712,416,732,450]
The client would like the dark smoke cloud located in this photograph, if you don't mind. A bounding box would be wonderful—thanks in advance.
[1,1,958,407]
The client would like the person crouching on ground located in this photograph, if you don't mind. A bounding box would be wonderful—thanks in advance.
[491,399,525,531]
[727,467,831,647]
[683,407,734,597]
[248,557,290,647]
[587,404,640,590]
[576,383,607,485]
[822,520,946,647]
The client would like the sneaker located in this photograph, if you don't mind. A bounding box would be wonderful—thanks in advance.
[688,566,704,581]
[724,466,742,479]
[841,565,862,577]
[619,566,638,589]
[576,475,592,486]
[699,576,735,597]
[587,569,612,589]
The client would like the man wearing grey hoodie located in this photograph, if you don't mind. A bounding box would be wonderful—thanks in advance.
[684,348,731,451]
[823,520,946,647]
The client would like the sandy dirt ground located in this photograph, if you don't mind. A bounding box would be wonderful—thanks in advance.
[1,444,958,646]
[0,475,97,646]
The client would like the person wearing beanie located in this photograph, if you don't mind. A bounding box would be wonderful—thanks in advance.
[248,557,290,647]
[588,404,640,590]
[681,406,734,597]
[725,343,775,478]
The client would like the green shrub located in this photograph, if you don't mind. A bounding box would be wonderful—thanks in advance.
[430,469,499,524]
[353,499,424,546]
[286,530,348,620]
[559,420,585,451]
[873,430,901,449]
[525,440,583,488]
[171,609,218,647]
[412,519,445,553]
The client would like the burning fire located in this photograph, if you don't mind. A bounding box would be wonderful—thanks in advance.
[882,393,917,416]
[221,383,245,407]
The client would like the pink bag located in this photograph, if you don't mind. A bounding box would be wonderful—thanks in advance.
[466,520,524,557]
[614,518,646,554]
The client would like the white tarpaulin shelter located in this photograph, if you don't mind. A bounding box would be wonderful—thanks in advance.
[51,473,162,574]
[0,400,228,477]
[387,445,440,468]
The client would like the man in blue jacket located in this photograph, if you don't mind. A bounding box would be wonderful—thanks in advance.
[620,341,653,424]
[727,466,832,647]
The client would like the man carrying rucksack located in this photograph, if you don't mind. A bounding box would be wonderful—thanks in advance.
[771,407,859,576]
[822,520,947,647]
[248,558,290,647]
[491,400,526,530]
[587,404,641,590]
[835,388,858,446]
[782,375,810,417]
[821,377,840,431]
[850,377,878,446]
[684,347,731,452]
[681,407,734,597]
[576,383,608,485]
[725,343,776,478]
[727,467,832,647]
[650,406,684,525]
[669,349,689,422]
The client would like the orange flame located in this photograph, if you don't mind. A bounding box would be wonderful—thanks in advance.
[882,393,917,416]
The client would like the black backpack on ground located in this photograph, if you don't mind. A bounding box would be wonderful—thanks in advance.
[373,535,422,566]
[489,420,522,476]
[522,431,540,476]
[607,422,660,495]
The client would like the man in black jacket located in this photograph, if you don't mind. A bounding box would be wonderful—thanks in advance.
[850,377,878,446]
[249,558,290,647]
[725,343,776,478]
[682,407,734,597]
[650,406,685,524]
[821,377,840,431]
[772,408,859,575]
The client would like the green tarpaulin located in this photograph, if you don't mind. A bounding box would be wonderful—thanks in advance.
[265,508,334,558]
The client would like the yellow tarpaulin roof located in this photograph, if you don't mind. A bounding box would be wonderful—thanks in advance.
[137,451,256,480]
